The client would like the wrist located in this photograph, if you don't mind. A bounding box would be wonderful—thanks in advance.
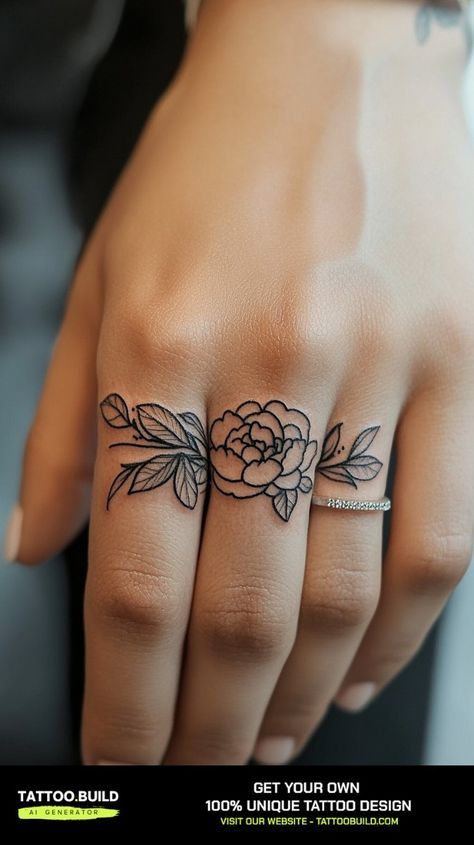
[165,0,370,156]
[183,0,463,68]
[172,1,466,118]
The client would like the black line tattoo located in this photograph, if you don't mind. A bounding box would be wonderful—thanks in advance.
[100,393,208,510]
[209,400,318,522]
[316,423,383,490]
[100,394,384,523]
[415,2,464,45]
[209,401,384,522]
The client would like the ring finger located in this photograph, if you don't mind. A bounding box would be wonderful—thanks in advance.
[254,395,399,764]
[335,382,474,708]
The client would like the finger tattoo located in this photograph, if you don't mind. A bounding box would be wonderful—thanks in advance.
[99,393,208,510]
[208,400,317,522]
[100,394,384,521]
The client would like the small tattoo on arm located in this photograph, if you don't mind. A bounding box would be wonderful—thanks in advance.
[415,3,464,45]
[100,393,208,510]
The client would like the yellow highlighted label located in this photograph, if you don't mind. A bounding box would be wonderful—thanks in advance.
[18,805,119,820]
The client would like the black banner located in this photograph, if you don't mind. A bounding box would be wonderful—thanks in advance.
[0,764,469,837]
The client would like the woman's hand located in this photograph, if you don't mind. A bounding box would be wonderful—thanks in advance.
[8,0,474,764]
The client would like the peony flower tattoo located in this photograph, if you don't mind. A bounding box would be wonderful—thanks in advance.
[209,400,317,521]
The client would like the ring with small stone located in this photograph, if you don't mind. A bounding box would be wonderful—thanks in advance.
[311,495,391,512]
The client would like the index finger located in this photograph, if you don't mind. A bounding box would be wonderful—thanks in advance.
[82,377,207,765]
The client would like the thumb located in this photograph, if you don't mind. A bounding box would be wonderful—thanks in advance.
[3,255,101,565]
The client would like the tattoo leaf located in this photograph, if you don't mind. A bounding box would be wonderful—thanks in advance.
[178,412,207,448]
[320,423,342,463]
[106,464,136,509]
[100,393,131,428]
[137,403,192,448]
[194,464,208,485]
[415,6,431,43]
[129,455,178,494]
[272,489,298,522]
[345,454,383,482]
[174,455,198,509]
[317,465,358,488]
[299,476,313,494]
[348,426,380,459]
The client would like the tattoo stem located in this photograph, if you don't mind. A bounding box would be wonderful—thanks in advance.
[108,442,198,451]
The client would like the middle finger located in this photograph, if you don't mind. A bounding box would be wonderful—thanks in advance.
[165,395,326,764]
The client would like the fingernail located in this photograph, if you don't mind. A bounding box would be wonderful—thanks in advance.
[3,504,23,562]
[97,760,135,765]
[253,736,295,765]
[335,682,376,712]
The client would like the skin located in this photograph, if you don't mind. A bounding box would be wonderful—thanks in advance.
[12,0,474,764]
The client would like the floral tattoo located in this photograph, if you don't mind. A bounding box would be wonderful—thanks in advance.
[100,394,384,522]
[99,394,208,510]
[209,400,317,521]
[316,422,383,489]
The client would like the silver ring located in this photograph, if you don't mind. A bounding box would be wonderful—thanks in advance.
[312,495,391,512]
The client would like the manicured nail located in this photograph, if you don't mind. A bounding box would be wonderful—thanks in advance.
[335,682,376,712]
[97,760,135,765]
[253,736,295,765]
[3,504,23,562]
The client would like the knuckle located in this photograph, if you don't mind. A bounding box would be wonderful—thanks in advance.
[301,594,375,632]
[100,295,212,377]
[267,691,328,729]
[90,711,159,745]
[329,274,404,364]
[272,315,334,370]
[176,729,250,765]
[358,318,401,364]
[435,304,474,363]
[84,713,162,763]
[198,587,295,662]
[235,301,338,384]
[90,556,182,638]
[302,572,379,632]
[369,634,425,680]
[399,533,473,594]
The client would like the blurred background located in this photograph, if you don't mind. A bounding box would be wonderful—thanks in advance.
[0,0,473,765]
